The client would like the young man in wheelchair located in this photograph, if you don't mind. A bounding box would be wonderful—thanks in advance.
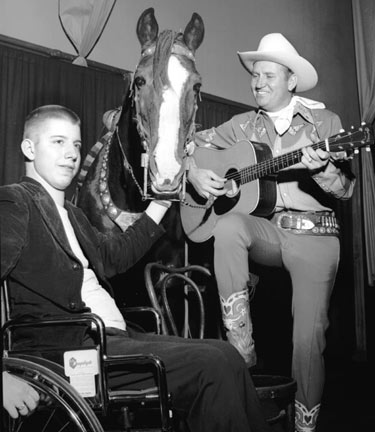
[1,105,271,432]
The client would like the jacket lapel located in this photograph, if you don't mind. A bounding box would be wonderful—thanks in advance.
[20,179,75,257]
[66,203,101,266]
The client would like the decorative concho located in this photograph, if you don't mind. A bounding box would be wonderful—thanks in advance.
[99,142,120,220]
[98,139,142,232]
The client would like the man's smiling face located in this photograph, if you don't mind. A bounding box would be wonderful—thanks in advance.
[251,61,296,112]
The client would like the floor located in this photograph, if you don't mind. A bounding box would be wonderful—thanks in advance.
[252,357,375,432]
[317,358,375,432]
[244,266,375,432]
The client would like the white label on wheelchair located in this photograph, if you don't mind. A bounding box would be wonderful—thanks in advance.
[64,349,99,397]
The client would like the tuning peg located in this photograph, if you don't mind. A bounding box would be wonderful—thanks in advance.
[351,125,355,129]
[339,128,345,133]
[354,149,359,154]
[366,146,371,152]
[361,121,366,126]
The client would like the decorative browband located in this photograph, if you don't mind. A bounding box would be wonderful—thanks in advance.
[141,43,195,61]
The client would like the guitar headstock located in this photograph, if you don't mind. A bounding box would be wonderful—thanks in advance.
[329,123,374,160]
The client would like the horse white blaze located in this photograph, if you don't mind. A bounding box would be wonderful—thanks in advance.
[155,56,188,188]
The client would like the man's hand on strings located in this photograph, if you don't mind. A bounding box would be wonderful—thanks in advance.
[301,146,330,172]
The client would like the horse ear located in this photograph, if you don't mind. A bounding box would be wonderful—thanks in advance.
[183,13,205,54]
[136,7,159,48]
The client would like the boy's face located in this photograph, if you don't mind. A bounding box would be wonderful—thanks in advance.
[28,118,82,191]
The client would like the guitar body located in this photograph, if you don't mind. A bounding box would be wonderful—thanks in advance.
[181,140,276,242]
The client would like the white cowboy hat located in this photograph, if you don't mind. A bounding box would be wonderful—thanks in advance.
[237,33,318,92]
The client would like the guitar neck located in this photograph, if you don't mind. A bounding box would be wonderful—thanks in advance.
[239,141,323,183]
[221,124,373,185]
[231,133,357,185]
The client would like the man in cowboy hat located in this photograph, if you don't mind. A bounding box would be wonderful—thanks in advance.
[185,33,355,432]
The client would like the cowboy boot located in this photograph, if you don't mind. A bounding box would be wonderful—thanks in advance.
[220,288,257,367]
[295,400,321,432]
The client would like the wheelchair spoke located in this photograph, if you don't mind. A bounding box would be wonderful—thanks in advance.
[40,407,57,432]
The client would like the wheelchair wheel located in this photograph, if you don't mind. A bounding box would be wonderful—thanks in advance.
[2,356,104,432]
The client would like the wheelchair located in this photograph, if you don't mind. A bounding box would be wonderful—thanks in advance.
[2,264,297,432]
[2,280,176,432]
[3,355,105,431]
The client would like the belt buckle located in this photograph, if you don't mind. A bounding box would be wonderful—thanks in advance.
[276,213,315,230]
[298,217,315,230]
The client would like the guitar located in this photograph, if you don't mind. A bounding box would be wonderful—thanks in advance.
[180,124,374,243]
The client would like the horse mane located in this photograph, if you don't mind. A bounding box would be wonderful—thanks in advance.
[153,29,179,91]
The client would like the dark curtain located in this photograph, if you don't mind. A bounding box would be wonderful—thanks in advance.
[197,92,252,130]
[0,39,130,198]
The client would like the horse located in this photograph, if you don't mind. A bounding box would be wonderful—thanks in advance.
[75,8,205,306]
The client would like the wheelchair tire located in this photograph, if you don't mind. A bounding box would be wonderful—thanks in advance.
[2,356,104,432]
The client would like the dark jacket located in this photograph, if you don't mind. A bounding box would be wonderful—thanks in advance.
[0,177,165,351]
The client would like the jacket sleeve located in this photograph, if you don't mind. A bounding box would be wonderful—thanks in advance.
[101,213,165,278]
[0,186,29,280]
[312,111,356,200]
[78,211,166,279]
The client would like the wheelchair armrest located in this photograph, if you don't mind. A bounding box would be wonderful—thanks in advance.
[2,313,106,353]
[119,306,162,335]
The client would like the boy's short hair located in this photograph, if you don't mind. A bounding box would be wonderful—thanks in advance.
[23,105,81,140]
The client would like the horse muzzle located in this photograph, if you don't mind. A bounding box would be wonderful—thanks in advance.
[150,180,182,200]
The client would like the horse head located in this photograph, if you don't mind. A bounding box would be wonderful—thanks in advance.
[133,8,204,199]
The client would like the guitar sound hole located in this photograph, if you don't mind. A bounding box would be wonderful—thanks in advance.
[214,168,240,215]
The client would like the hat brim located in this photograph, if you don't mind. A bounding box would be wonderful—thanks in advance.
[237,50,318,92]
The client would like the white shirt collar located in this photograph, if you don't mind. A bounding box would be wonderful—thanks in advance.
[266,96,325,135]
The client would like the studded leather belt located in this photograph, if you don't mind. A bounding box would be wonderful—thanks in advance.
[275,211,340,236]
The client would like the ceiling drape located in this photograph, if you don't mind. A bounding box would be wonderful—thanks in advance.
[58,0,116,66]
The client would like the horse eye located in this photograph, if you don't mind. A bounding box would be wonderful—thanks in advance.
[193,83,202,93]
[134,76,146,89]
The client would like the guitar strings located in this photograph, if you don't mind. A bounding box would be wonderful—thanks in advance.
[224,131,362,184]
